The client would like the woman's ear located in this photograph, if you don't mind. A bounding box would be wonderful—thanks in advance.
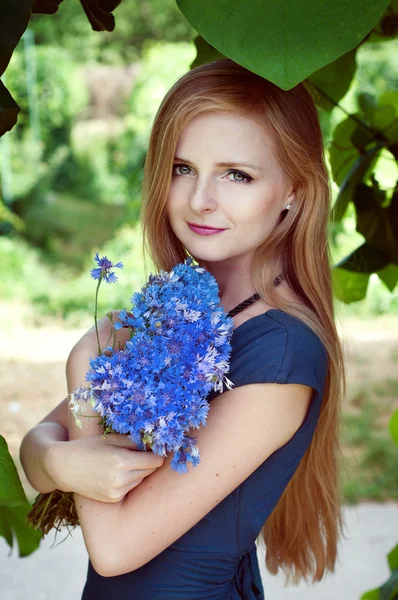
[286,186,295,206]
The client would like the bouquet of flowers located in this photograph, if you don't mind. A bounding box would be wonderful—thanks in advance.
[27,254,235,535]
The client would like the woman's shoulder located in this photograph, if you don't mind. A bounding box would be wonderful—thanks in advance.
[232,308,325,350]
[227,308,328,397]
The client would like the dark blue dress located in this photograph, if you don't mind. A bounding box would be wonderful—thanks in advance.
[81,309,328,600]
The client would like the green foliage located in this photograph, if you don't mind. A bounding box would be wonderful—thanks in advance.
[0,435,41,556]
[2,0,398,299]
[30,0,194,64]
[177,0,389,89]
[5,43,88,150]
[0,224,150,325]
[0,0,122,134]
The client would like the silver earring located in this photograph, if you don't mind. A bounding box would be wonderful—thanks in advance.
[285,204,292,210]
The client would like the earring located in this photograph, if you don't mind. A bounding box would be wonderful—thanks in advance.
[285,204,292,210]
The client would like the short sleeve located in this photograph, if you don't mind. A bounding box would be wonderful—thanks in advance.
[209,310,328,402]
[271,313,328,398]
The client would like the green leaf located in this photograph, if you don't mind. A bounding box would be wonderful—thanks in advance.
[176,0,389,90]
[0,0,34,76]
[79,0,122,32]
[358,92,377,124]
[360,589,380,600]
[332,267,370,303]
[379,569,398,600]
[0,511,13,547]
[354,185,398,264]
[190,35,226,70]
[0,435,27,508]
[388,544,398,570]
[389,410,398,446]
[365,0,398,42]
[329,117,360,186]
[377,264,398,292]
[335,242,389,274]
[377,92,398,144]
[32,0,64,13]
[0,79,20,135]
[0,436,41,556]
[331,142,383,222]
[308,48,358,112]
[0,504,41,557]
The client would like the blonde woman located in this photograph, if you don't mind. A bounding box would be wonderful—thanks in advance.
[20,58,346,599]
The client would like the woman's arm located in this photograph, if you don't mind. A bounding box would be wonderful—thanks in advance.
[73,382,312,576]
[19,312,164,502]
[20,394,164,501]
[19,398,69,493]
[66,342,312,577]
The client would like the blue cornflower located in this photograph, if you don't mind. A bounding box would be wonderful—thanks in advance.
[90,252,124,283]
[70,256,235,473]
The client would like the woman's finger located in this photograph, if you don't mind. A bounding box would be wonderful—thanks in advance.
[118,467,159,489]
[105,432,155,453]
[123,448,166,470]
[104,433,139,449]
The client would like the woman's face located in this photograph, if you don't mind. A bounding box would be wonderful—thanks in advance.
[166,111,295,265]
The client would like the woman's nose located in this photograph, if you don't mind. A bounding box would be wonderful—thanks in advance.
[189,177,217,213]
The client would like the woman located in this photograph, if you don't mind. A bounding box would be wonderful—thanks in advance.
[20,58,346,599]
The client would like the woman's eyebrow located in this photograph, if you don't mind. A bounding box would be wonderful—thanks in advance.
[173,157,263,172]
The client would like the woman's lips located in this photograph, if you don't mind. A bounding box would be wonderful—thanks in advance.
[188,223,226,236]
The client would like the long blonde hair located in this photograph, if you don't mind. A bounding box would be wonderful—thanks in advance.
[140,58,346,586]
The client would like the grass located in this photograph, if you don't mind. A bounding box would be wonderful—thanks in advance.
[340,380,398,504]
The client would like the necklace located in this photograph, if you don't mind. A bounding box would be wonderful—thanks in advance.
[227,272,286,318]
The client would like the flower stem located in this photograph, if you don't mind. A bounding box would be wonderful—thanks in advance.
[94,276,102,355]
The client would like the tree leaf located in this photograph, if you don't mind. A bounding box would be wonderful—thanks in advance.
[379,569,398,600]
[360,589,380,600]
[79,0,122,32]
[328,117,360,186]
[0,79,21,135]
[0,435,27,508]
[331,142,383,223]
[0,0,34,76]
[176,0,389,90]
[335,242,389,274]
[388,543,398,570]
[354,185,398,264]
[0,504,41,557]
[32,0,64,13]
[332,267,370,303]
[389,411,398,447]
[308,48,358,112]
[0,436,41,556]
[190,35,225,70]
[358,92,377,123]
[0,512,14,547]
[377,264,398,292]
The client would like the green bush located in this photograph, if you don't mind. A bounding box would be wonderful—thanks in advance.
[1,223,151,326]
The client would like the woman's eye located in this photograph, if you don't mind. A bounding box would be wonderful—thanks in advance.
[229,170,252,185]
[172,164,252,185]
[173,164,192,176]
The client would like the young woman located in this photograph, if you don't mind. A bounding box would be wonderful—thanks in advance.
[20,58,346,599]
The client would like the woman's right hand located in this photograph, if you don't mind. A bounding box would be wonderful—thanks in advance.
[47,433,165,503]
